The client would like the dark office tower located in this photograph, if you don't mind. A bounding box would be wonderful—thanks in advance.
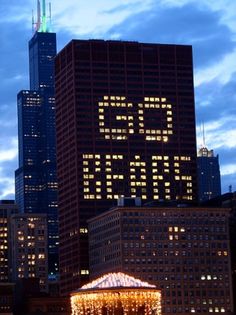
[15,0,58,278]
[197,146,221,202]
[55,40,197,294]
[29,31,56,91]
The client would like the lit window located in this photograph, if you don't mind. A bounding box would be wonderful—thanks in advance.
[38,254,45,259]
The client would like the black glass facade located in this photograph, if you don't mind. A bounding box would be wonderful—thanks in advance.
[29,32,56,91]
[15,31,58,277]
[197,147,221,202]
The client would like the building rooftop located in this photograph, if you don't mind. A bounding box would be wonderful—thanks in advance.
[80,272,156,290]
[0,200,15,205]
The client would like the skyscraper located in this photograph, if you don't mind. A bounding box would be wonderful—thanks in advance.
[197,146,221,202]
[15,0,58,277]
[55,40,197,294]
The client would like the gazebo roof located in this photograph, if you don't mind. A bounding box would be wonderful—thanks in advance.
[80,272,156,290]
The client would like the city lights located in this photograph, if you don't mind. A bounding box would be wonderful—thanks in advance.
[82,153,193,200]
[80,95,193,201]
[98,96,173,142]
[71,273,161,315]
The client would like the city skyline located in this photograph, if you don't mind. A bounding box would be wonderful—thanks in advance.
[0,0,236,198]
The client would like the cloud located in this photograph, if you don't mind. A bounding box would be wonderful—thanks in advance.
[0,0,32,25]
[195,73,236,147]
[51,0,152,37]
[0,171,15,199]
[0,102,17,137]
[197,79,236,113]
[106,2,235,69]
[0,137,18,199]
[0,1,32,201]
[0,0,236,196]
[101,1,150,14]
[195,49,236,86]
[221,164,236,176]
[206,129,236,150]
[0,138,18,163]
[6,74,26,82]
[221,173,235,194]
[196,116,236,148]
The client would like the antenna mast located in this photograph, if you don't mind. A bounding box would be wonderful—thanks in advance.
[41,0,47,32]
[48,2,52,31]
[32,0,51,34]
[202,121,206,147]
[36,0,41,32]
[32,10,35,33]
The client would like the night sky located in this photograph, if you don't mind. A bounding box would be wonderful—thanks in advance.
[0,0,236,198]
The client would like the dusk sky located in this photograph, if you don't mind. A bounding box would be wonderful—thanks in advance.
[0,0,236,199]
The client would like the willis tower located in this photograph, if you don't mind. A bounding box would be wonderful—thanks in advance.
[15,0,58,278]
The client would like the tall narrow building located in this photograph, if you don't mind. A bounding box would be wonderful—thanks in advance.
[197,146,221,202]
[15,0,58,277]
[55,40,198,294]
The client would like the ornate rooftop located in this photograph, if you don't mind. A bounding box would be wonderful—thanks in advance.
[80,272,156,290]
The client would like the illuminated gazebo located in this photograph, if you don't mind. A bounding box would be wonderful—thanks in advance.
[71,272,161,315]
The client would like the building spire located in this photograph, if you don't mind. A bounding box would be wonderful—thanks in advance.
[202,121,206,147]
[32,9,35,33]
[36,0,41,32]
[33,0,51,33]
[41,0,47,32]
[198,121,215,157]
[49,2,52,27]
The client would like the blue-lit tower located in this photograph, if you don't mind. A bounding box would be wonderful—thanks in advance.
[15,0,58,278]
[197,146,221,202]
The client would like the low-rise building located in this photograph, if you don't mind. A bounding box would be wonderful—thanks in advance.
[10,213,48,292]
[0,283,14,314]
[88,201,233,314]
[0,200,18,282]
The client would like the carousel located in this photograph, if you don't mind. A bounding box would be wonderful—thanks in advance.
[71,272,161,315]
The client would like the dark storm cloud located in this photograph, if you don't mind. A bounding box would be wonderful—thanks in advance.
[107,3,235,69]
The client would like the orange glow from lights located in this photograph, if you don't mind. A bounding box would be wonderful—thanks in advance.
[71,273,161,315]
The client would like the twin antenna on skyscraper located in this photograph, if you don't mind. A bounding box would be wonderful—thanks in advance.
[32,0,52,33]
[200,121,207,148]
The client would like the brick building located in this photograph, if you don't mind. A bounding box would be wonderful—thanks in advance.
[88,202,233,314]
